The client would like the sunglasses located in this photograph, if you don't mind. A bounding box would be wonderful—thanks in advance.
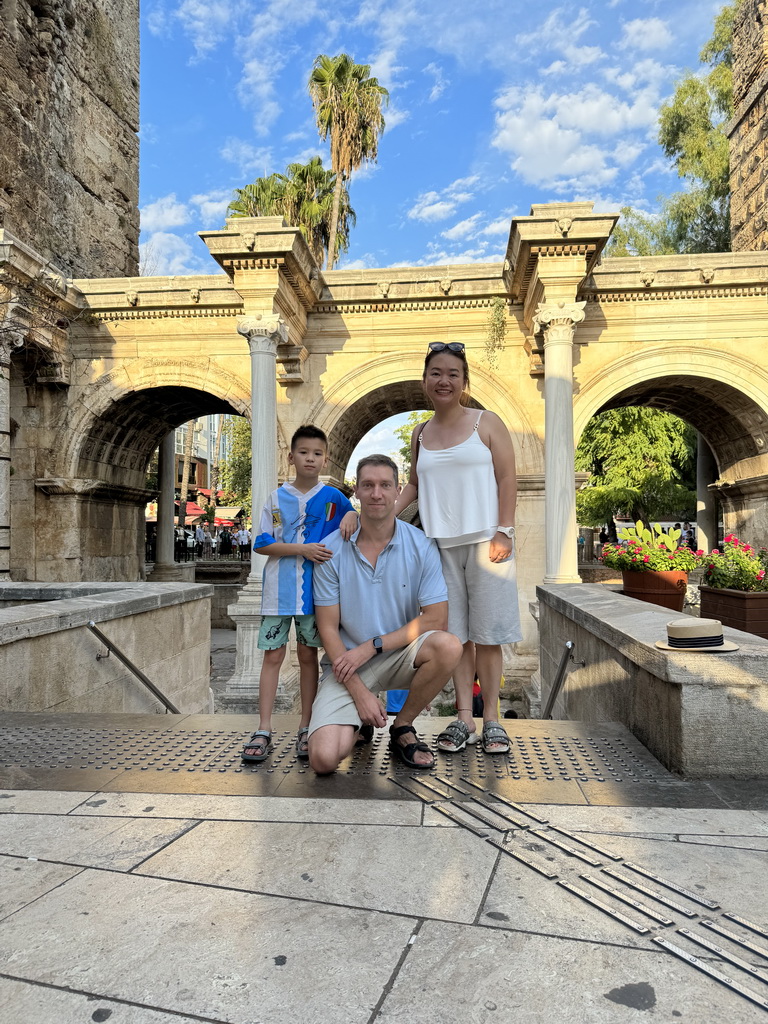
[427,342,465,354]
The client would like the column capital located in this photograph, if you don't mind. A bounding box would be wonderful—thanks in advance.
[237,314,288,353]
[533,300,586,335]
[0,330,24,365]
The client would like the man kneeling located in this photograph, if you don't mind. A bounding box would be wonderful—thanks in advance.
[308,455,463,774]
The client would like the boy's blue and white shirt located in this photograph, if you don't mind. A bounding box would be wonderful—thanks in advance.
[253,482,354,616]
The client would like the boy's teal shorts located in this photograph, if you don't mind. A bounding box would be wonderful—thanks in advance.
[258,614,321,650]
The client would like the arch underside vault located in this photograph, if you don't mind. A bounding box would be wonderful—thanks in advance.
[599,375,768,479]
[74,387,240,490]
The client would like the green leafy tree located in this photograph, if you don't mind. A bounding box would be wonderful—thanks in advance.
[227,158,354,268]
[393,410,432,474]
[610,0,741,257]
[309,53,389,270]
[220,416,252,516]
[576,408,697,528]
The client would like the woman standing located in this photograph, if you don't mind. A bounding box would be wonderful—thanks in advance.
[395,341,522,754]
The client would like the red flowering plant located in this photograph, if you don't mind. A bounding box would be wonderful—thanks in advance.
[701,534,768,591]
[600,521,700,573]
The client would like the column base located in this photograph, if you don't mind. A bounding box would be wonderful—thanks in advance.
[223,578,298,711]
[148,561,195,582]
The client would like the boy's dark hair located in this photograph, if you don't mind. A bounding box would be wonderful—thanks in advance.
[291,424,328,450]
[356,453,399,486]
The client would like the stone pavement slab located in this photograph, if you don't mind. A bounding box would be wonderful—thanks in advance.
[0,978,186,1024]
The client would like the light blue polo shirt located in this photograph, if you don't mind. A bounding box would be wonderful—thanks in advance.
[313,519,448,650]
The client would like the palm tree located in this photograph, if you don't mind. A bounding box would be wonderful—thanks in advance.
[308,53,389,270]
[227,158,354,268]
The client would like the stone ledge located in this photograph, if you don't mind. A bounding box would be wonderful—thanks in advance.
[0,582,214,645]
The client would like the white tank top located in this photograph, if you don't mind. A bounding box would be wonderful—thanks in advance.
[417,412,499,548]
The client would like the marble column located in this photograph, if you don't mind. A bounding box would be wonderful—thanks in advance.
[533,301,586,584]
[0,331,24,579]
[221,314,290,713]
[149,431,184,580]
[696,433,717,554]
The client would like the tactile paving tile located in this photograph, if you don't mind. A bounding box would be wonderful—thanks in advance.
[0,723,674,784]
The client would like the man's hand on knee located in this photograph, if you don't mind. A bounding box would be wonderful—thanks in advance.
[353,688,387,728]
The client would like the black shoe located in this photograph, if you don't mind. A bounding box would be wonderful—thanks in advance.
[356,724,374,745]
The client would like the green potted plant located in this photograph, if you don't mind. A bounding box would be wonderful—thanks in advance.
[600,521,700,612]
[699,534,768,638]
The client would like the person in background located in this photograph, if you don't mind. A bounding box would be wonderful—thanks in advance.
[395,340,522,756]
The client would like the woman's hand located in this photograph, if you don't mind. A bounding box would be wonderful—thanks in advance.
[489,532,513,563]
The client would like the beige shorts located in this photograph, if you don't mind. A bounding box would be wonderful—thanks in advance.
[307,631,435,736]
[439,539,522,645]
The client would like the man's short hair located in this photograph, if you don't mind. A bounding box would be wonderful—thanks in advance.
[291,424,328,451]
[356,453,399,486]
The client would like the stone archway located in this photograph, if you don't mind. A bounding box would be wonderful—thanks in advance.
[575,349,768,542]
[12,362,249,580]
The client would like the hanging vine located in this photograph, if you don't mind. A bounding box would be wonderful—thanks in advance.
[484,296,507,369]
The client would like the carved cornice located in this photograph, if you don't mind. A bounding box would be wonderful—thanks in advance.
[580,284,768,304]
[35,478,153,505]
[0,330,25,364]
[314,296,497,314]
[87,307,241,322]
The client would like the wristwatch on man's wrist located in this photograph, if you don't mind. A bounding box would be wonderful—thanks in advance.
[372,636,384,656]
[496,526,516,539]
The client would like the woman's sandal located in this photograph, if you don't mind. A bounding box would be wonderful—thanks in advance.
[481,721,510,755]
[389,724,435,769]
[295,727,309,760]
[241,730,272,763]
[436,719,479,753]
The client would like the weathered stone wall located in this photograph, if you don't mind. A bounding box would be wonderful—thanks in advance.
[729,0,768,251]
[0,0,139,278]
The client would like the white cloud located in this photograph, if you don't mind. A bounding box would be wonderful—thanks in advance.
[408,196,457,222]
[139,232,208,276]
[442,213,483,240]
[619,18,673,53]
[190,189,232,226]
[480,218,511,236]
[220,138,274,177]
[423,62,448,102]
[384,106,410,131]
[140,194,191,232]
[174,0,238,60]
[516,8,604,69]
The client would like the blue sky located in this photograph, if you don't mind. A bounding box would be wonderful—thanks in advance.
[139,0,725,467]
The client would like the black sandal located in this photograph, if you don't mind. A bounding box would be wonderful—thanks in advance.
[389,724,435,770]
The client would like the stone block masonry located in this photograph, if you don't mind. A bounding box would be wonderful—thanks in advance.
[0,0,139,278]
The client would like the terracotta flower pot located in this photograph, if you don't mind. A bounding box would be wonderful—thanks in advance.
[622,569,688,612]
[699,585,768,639]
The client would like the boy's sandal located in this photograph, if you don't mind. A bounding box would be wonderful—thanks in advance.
[389,724,435,770]
[295,727,309,760]
[437,719,471,753]
[481,721,510,755]
[241,730,272,763]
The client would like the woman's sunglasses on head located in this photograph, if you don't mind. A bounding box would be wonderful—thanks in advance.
[428,342,465,354]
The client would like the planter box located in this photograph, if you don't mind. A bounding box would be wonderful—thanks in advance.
[699,585,768,640]
[622,569,688,612]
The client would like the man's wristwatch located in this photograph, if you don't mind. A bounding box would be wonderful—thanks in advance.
[372,636,383,656]
[496,526,516,539]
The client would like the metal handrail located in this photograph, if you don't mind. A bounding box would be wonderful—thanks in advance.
[542,640,575,720]
[87,620,180,714]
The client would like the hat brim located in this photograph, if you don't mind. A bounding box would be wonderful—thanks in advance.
[655,640,739,652]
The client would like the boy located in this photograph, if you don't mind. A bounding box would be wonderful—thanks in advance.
[241,425,357,762]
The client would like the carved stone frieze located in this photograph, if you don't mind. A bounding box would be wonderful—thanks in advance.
[0,331,25,365]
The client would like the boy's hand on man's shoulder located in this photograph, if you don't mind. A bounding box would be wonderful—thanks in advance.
[339,510,359,541]
[303,542,333,563]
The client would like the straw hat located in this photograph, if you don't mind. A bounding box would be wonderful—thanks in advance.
[655,617,739,653]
